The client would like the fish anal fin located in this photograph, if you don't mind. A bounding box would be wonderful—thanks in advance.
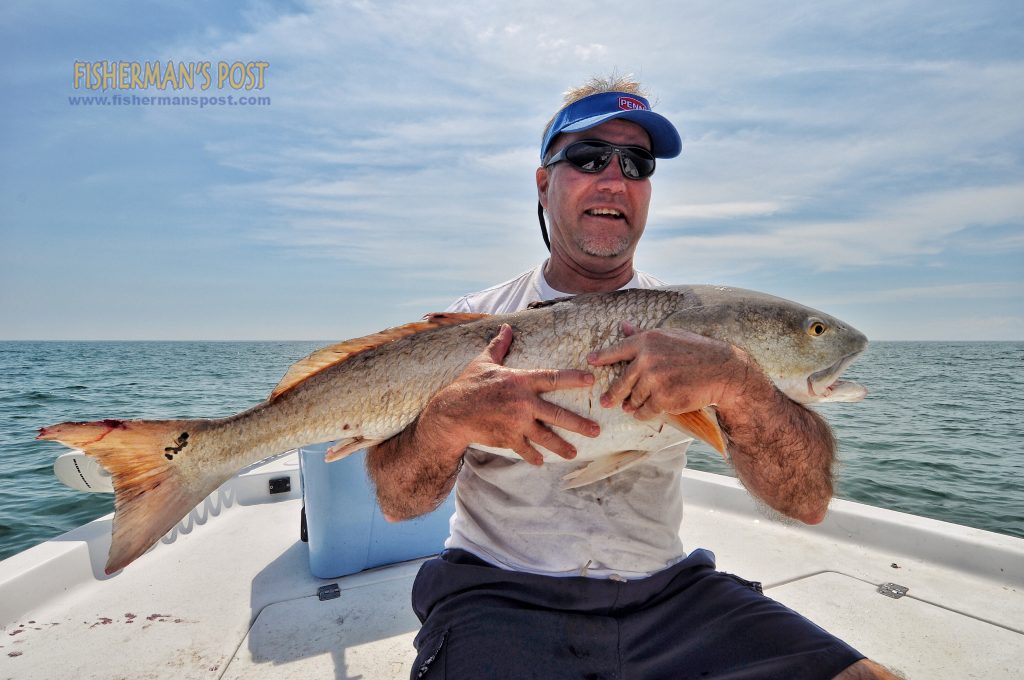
[666,407,727,458]
[38,418,223,574]
[561,450,651,490]
[269,313,492,403]
[324,437,384,462]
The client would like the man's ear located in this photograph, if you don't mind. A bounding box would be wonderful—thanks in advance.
[536,166,549,210]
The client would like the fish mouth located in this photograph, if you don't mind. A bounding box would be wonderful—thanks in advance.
[806,351,867,402]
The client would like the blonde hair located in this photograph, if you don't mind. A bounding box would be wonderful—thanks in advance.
[541,73,649,156]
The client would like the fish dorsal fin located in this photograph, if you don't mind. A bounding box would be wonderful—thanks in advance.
[526,295,576,310]
[269,312,490,402]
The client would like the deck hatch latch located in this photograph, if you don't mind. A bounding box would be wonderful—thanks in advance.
[269,476,292,494]
[877,582,909,599]
[318,583,341,601]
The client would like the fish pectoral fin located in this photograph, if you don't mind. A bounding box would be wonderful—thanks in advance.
[560,450,652,490]
[269,312,492,403]
[324,437,383,463]
[666,407,727,458]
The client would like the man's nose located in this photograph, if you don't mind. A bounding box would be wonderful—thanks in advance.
[595,153,627,190]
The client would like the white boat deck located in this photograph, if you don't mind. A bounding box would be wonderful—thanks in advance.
[1,453,1022,679]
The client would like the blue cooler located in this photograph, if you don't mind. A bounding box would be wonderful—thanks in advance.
[299,442,456,578]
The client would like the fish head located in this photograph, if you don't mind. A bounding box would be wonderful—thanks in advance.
[661,286,869,405]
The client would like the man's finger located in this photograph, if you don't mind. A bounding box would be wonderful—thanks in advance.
[631,400,661,421]
[528,423,578,460]
[525,368,595,393]
[600,364,641,408]
[510,439,544,466]
[536,400,601,438]
[587,337,638,367]
[628,389,649,411]
[483,323,514,364]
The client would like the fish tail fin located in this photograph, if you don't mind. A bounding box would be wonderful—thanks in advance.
[38,418,221,574]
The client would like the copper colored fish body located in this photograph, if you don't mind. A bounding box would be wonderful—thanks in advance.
[37,285,868,574]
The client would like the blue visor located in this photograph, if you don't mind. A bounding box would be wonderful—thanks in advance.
[541,91,681,161]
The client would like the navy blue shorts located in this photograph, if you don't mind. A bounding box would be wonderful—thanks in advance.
[410,548,864,679]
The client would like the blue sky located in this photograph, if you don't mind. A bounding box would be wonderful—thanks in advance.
[1,1,1021,340]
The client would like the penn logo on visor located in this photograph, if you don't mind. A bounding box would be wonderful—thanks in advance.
[618,96,648,111]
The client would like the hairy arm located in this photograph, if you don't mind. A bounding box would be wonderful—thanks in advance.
[714,364,834,524]
[367,324,600,521]
[588,323,834,524]
[365,404,468,522]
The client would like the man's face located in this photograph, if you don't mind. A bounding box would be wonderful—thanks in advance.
[537,119,653,269]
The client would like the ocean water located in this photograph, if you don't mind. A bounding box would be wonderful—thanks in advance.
[0,340,1021,562]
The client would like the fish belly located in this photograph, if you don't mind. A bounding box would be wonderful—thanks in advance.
[470,387,691,463]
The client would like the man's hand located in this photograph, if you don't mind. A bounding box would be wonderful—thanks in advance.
[432,323,601,465]
[367,323,600,521]
[587,321,752,419]
[588,321,835,525]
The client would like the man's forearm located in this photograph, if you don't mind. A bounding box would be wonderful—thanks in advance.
[717,377,835,524]
[585,325,837,523]
[366,323,597,522]
[365,413,465,522]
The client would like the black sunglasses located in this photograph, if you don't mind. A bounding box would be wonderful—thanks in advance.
[544,139,656,180]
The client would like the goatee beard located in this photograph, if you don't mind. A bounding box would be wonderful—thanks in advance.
[576,234,631,258]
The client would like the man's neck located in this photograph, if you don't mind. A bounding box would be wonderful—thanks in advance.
[542,254,635,294]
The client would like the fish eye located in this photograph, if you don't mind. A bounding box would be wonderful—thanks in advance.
[805,318,828,337]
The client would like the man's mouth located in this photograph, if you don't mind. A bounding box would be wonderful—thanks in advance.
[585,208,625,220]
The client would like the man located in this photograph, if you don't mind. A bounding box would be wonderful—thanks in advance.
[367,76,897,679]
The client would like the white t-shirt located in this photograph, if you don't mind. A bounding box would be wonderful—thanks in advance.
[444,263,690,579]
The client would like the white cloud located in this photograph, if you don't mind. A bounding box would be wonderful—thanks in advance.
[872,314,1024,342]
[172,1,1023,310]
[4,0,1022,339]
[658,201,785,220]
[820,282,1022,306]
[646,183,1024,274]
[574,43,608,61]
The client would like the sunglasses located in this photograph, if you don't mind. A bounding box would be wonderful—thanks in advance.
[544,139,656,180]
